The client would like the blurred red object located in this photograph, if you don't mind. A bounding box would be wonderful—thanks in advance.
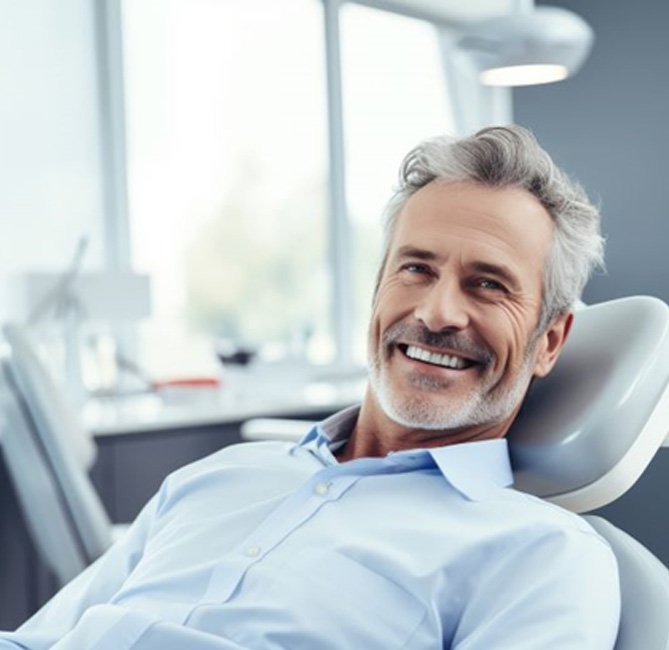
[153,377,221,389]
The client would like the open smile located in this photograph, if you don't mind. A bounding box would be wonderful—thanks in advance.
[397,343,479,371]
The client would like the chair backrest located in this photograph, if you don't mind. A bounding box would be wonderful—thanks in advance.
[0,359,86,584]
[508,296,669,513]
[3,324,96,471]
[2,324,113,567]
[585,515,669,650]
[506,297,669,650]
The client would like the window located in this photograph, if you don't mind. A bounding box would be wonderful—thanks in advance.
[122,0,329,377]
[121,0,461,378]
[0,1,105,309]
[340,4,455,360]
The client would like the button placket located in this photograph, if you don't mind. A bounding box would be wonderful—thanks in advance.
[201,470,361,607]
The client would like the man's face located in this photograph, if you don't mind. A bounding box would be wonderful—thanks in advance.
[368,180,569,434]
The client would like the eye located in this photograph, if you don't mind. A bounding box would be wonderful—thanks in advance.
[401,263,430,275]
[476,278,507,292]
[397,262,433,284]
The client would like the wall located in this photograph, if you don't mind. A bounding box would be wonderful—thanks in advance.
[0,0,105,314]
[514,0,669,305]
[514,0,669,562]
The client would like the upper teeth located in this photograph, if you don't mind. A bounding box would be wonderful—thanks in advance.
[405,345,468,369]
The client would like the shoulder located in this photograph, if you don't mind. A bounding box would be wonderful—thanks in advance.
[174,439,296,478]
[492,486,610,540]
[454,490,621,648]
[480,487,618,577]
[154,440,299,509]
[465,489,620,614]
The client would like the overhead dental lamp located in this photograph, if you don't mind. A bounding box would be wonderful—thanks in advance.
[456,5,594,87]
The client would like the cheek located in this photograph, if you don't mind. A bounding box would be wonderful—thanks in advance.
[480,305,536,367]
[368,295,388,350]
[371,281,409,326]
[368,310,382,350]
[368,283,415,356]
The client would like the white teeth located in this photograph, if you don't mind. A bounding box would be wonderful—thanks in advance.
[405,345,468,369]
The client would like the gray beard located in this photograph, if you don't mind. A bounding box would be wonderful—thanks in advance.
[368,356,534,431]
[367,324,538,432]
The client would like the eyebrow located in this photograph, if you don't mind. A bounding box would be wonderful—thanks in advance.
[394,245,522,291]
[395,246,442,263]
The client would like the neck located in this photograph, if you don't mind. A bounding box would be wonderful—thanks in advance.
[336,386,516,462]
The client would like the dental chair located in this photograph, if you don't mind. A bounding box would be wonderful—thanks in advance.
[241,296,669,650]
[0,324,127,586]
[511,296,669,649]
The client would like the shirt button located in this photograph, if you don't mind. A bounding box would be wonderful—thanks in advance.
[314,482,330,496]
[245,545,261,558]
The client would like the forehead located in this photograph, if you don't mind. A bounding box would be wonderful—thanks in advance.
[390,181,554,286]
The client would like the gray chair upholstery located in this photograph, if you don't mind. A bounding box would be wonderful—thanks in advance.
[585,515,669,650]
[1,324,127,585]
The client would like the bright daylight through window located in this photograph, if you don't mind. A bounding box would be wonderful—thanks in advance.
[122,0,455,380]
[340,3,455,360]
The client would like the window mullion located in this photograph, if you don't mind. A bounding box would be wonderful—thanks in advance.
[93,0,131,272]
[323,0,354,366]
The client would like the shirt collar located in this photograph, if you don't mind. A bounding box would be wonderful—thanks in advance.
[298,405,360,461]
[298,405,514,500]
[427,440,513,500]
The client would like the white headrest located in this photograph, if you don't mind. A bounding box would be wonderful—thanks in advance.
[508,296,669,513]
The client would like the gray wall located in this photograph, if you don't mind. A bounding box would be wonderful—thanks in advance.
[514,0,669,563]
[514,0,669,305]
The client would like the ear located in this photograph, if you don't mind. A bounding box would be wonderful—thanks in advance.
[532,311,574,378]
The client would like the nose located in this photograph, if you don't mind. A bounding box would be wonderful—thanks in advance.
[413,278,470,332]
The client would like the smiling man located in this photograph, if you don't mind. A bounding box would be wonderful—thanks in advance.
[0,126,619,650]
[342,179,567,459]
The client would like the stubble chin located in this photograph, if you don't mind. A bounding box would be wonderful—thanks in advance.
[368,361,467,431]
[368,356,527,432]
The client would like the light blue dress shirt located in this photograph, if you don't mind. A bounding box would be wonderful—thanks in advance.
[0,405,620,649]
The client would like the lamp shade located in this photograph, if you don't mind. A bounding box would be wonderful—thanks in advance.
[457,6,594,87]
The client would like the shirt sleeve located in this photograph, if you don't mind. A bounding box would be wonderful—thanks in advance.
[0,493,160,650]
[451,524,621,650]
[0,481,262,650]
[45,609,257,650]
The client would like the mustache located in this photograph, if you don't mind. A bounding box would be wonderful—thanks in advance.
[382,321,494,367]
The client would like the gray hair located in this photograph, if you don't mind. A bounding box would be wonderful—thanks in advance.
[378,125,605,330]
